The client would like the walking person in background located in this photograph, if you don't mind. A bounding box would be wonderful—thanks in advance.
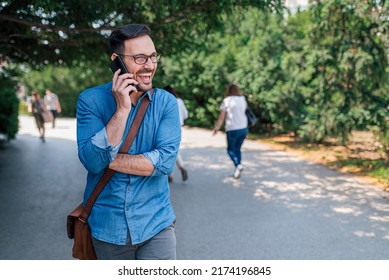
[164,85,189,183]
[44,89,61,128]
[76,23,180,260]
[212,83,248,179]
[28,91,46,143]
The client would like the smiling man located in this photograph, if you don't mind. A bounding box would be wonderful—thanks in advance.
[76,24,181,260]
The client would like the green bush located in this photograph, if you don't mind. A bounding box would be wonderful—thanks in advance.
[0,72,19,140]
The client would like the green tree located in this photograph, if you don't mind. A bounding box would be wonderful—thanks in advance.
[21,62,110,117]
[263,10,312,135]
[1,0,282,67]
[297,0,389,144]
[159,7,287,130]
[228,8,286,133]
[0,68,19,140]
[1,0,282,136]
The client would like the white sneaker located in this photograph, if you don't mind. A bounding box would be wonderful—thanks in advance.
[233,164,243,179]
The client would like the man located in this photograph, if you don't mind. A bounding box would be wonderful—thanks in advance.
[76,24,181,260]
[44,89,61,128]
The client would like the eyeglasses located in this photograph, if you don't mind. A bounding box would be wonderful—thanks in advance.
[116,53,161,65]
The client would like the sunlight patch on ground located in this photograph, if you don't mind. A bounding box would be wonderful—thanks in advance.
[354,231,375,238]
[253,189,272,200]
[370,202,389,212]
[332,206,363,216]
[369,216,389,223]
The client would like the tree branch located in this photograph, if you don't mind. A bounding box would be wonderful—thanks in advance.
[0,14,114,33]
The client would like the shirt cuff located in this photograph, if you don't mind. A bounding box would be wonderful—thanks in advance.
[91,128,122,161]
[143,150,162,176]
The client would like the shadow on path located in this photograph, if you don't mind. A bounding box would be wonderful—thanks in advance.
[170,143,389,259]
[0,133,85,259]
[1,117,388,260]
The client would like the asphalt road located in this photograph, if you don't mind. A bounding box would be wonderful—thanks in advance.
[0,116,388,260]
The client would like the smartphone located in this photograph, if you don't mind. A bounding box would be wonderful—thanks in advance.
[110,56,128,75]
[109,56,141,92]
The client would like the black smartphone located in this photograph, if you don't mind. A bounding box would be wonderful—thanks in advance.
[109,56,141,92]
[110,56,129,74]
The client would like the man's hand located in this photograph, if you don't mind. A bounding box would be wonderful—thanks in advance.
[112,69,139,112]
[106,70,139,147]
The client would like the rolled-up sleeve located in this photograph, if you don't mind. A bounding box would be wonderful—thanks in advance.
[143,149,161,175]
[76,88,120,174]
[143,95,181,177]
[91,128,122,161]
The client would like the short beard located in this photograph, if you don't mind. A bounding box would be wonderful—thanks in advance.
[138,83,153,92]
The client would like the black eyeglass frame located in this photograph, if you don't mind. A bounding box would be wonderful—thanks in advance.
[115,52,161,65]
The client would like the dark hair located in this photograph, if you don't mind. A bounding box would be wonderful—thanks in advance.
[109,24,151,54]
[225,83,242,97]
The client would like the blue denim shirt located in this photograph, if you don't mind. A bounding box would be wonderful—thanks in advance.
[76,83,180,245]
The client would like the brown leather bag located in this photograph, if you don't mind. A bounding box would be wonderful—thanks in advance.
[67,91,152,260]
[67,203,96,259]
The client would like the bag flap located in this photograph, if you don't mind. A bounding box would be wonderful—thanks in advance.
[67,203,83,239]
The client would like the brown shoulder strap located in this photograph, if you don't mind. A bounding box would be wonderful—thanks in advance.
[79,89,153,223]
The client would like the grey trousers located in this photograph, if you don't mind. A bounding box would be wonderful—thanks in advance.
[92,224,176,260]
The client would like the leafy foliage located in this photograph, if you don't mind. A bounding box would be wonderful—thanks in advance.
[0,68,19,140]
[0,0,281,67]
[21,61,111,117]
[297,0,389,143]
[1,0,387,154]
[1,0,281,137]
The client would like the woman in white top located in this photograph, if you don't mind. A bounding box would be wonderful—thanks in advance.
[212,84,248,179]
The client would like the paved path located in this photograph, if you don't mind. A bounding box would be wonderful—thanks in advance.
[0,116,388,259]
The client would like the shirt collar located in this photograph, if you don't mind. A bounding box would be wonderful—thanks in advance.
[143,88,154,102]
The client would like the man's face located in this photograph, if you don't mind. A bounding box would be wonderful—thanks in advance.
[123,35,157,92]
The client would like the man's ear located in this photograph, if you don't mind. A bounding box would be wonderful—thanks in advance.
[111,53,118,61]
